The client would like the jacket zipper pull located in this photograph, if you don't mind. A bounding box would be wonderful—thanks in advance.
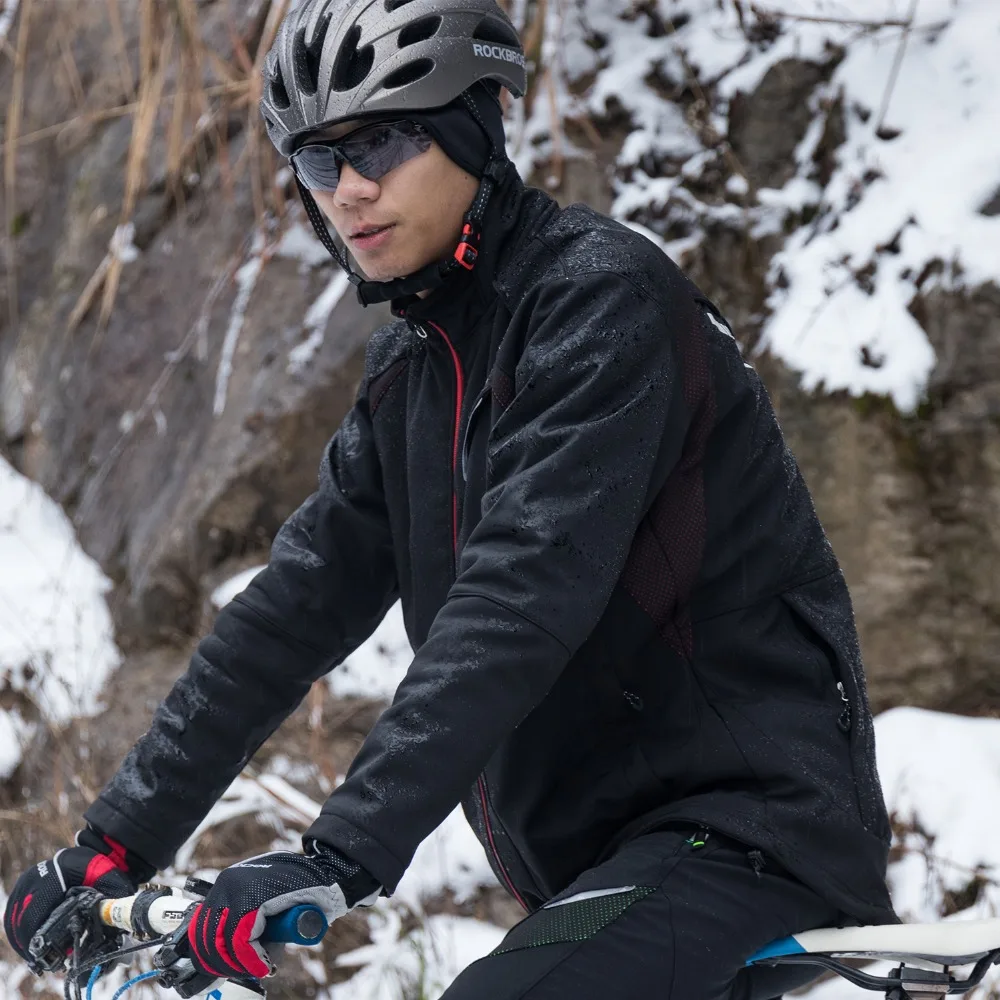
[407,319,428,341]
[747,849,766,877]
[836,681,852,733]
[686,830,710,849]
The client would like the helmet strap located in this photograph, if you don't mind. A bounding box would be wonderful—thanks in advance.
[294,175,364,290]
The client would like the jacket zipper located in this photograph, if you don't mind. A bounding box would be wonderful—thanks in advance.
[423,318,529,913]
[426,320,464,556]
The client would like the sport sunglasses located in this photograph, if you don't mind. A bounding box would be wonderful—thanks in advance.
[289,120,432,192]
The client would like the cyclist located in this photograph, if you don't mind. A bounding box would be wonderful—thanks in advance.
[4,1,899,996]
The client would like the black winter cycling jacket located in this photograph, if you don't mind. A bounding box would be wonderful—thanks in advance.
[86,168,898,926]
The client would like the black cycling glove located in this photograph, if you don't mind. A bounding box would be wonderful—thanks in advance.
[185,846,380,980]
[3,827,155,968]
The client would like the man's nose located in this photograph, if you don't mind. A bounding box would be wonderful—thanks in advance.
[334,162,379,207]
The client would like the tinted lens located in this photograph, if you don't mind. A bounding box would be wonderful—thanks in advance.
[291,122,431,193]
[290,145,342,192]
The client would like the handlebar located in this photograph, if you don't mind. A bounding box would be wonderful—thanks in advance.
[28,883,331,1000]
[97,890,328,946]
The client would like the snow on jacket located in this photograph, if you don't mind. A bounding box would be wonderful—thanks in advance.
[86,168,898,925]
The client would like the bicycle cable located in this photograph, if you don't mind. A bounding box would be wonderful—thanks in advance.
[66,936,169,1000]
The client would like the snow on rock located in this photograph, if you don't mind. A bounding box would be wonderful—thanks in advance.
[759,0,999,412]
[272,217,351,374]
[540,0,1000,413]
[212,565,413,701]
[276,220,332,270]
[211,561,413,706]
[214,231,266,416]
[875,706,1000,922]
[0,710,33,782]
[211,563,266,608]
[0,457,120,778]
[328,600,413,702]
[288,270,353,374]
[0,0,20,45]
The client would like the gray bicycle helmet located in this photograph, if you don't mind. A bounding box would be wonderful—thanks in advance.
[260,0,527,306]
[261,0,527,157]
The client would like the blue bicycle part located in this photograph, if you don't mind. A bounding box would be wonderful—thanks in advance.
[260,905,328,946]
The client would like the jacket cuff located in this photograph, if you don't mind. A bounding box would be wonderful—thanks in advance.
[83,797,175,873]
[302,813,408,895]
[76,824,157,883]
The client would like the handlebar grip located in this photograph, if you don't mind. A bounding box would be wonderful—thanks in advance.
[260,905,328,946]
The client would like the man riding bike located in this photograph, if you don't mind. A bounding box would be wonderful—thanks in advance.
[4,1,899,997]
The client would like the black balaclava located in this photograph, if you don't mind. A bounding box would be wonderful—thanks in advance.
[292,81,510,307]
[409,81,507,179]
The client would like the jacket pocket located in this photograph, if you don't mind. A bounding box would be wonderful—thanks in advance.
[779,571,889,838]
[462,386,491,483]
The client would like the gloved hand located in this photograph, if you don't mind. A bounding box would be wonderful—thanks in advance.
[185,846,380,980]
[3,827,155,967]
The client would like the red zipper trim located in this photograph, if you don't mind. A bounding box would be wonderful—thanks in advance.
[478,775,529,910]
[426,320,464,553]
[425,318,528,913]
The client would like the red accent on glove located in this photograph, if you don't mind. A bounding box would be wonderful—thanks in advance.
[232,909,269,979]
[187,903,228,979]
[214,908,246,976]
[81,835,131,887]
[101,836,130,872]
[9,894,32,949]
[82,854,118,888]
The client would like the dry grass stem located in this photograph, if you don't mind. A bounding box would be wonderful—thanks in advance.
[225,0,255,77]
[0,81,246,155]
[520,0,548,120]
[66,254,111,334]
[749,2,945,31]
[166,49,188,202]
[105,0,135,100]
[873,0,919,137]
[57,21,85,109]
[175,0,210,123]
[3,0,32,334]
[97,1,175,335]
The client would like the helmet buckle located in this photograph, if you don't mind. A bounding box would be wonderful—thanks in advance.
[454,222,481,271]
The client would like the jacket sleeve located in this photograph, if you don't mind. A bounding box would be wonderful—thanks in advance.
[303,271,697,891]
[84,385,398,871]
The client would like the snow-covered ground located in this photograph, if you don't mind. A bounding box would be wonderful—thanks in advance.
[0,457,120,779]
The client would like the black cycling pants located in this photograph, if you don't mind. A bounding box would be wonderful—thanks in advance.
[442,826,842,1000]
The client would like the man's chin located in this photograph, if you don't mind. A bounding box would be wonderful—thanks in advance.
[355,258,419,283]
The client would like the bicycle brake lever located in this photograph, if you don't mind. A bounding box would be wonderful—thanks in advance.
[29,887,119,976]
[152,904,238,999]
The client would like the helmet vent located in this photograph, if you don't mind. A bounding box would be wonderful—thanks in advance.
[269,71,291,111]
[295,13,331,97]
[332,24,375,92]
[472,16,521,49]
[398,15,441,48]
[385,0,418,11]
[381,57,434,90]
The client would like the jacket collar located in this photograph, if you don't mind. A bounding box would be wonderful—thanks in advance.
[393,165,529,332]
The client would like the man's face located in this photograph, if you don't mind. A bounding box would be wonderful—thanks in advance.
[303,120,480,283]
